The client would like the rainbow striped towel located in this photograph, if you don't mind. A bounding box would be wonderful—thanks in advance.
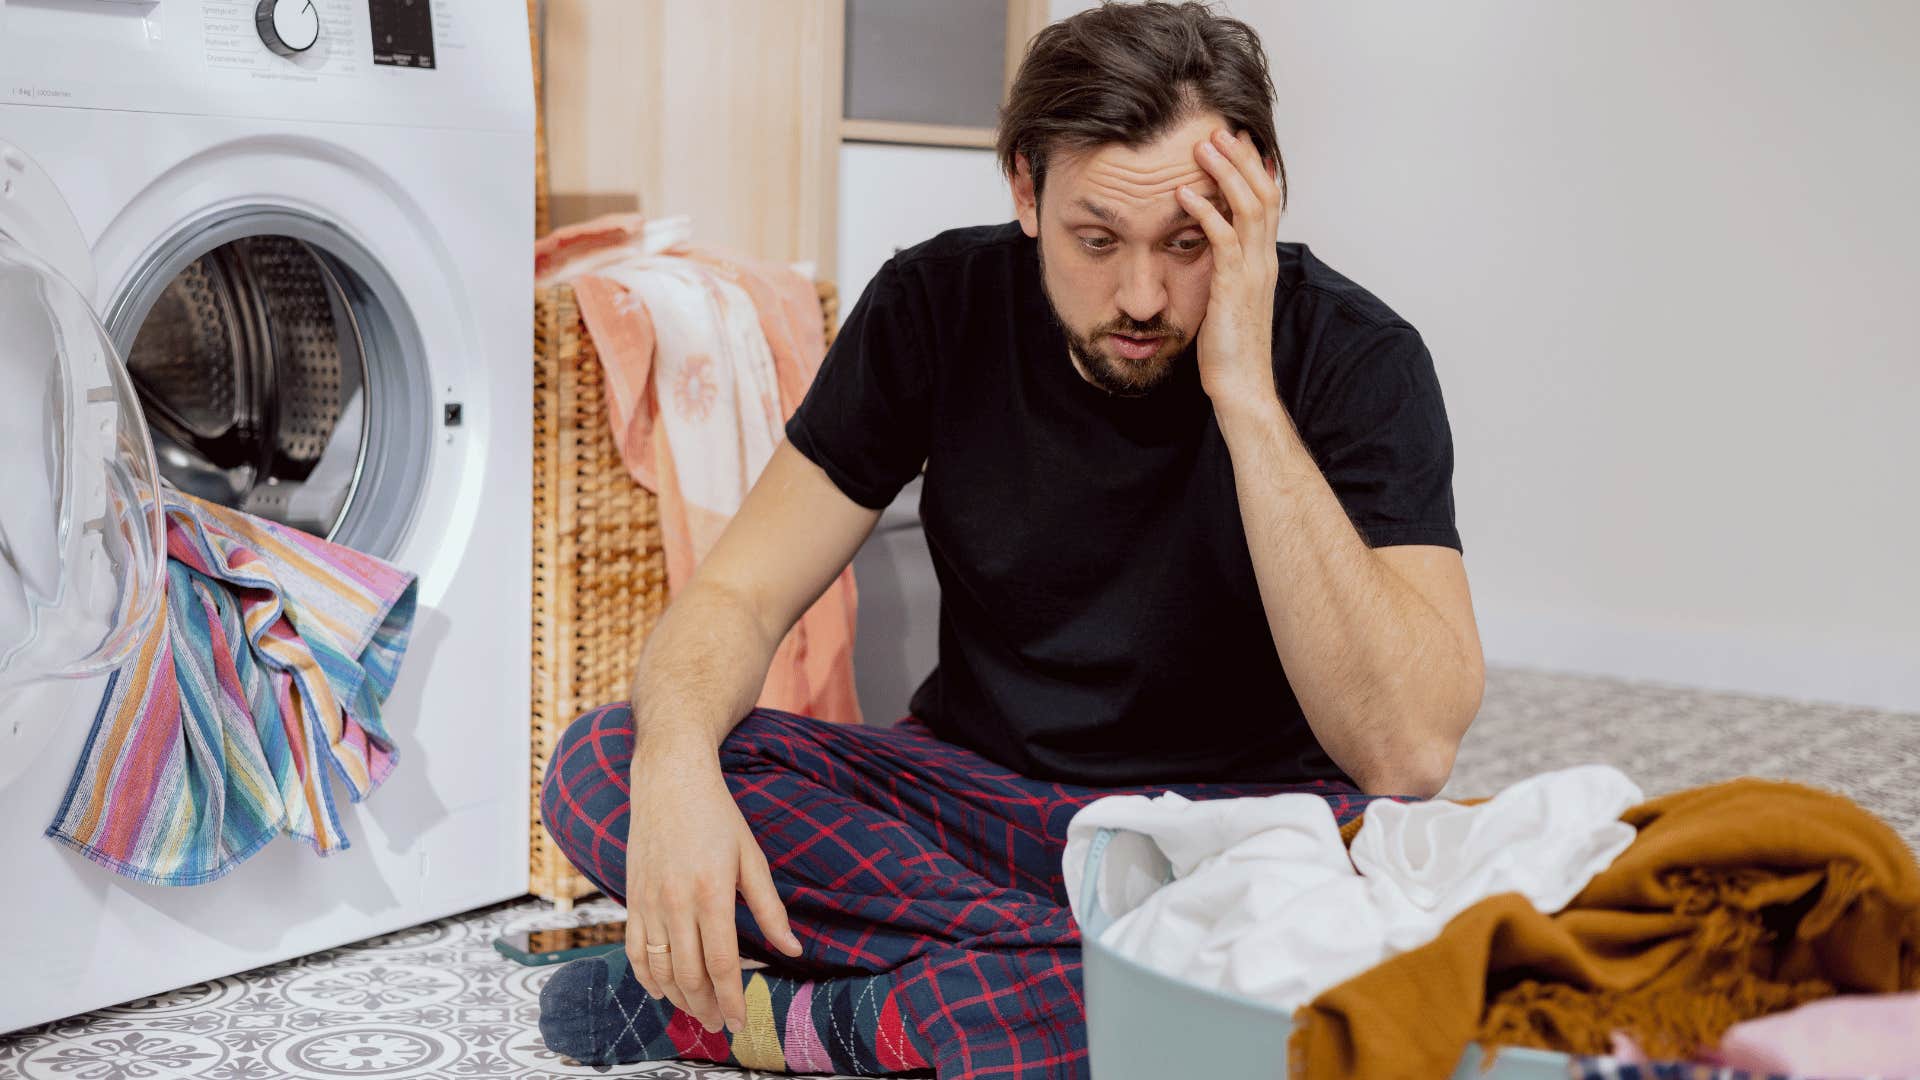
[45,490,417,885]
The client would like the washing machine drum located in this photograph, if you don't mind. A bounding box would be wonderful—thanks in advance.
[0,233,167,692]
[125,235,368,540]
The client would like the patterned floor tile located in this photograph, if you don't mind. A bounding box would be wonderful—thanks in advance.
[0,895,840,1080]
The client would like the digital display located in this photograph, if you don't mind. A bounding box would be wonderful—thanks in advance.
[369,0,435,69]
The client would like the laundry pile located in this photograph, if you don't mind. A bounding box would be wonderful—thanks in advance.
[534,213,861,726]
[1065,764,1645,1010]
[46,489,416,885]
[1069,770,1920,1080]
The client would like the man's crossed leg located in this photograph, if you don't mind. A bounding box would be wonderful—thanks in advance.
[539,705,1380,1078]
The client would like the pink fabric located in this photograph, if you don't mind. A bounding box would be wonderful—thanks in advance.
[1610,992,1920,1076]
[532,212,648,283]
[781,981,834,1074]
[534,215,862,726]
[1706,992,1920,1076]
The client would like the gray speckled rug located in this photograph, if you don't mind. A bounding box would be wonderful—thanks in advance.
[1441,668,1920,850]
[3,666,1915,1079]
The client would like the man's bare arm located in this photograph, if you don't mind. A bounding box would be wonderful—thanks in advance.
[628,440,881,757]
[1177,126,1483,797]
[1216,396,1484,798]
[620,440,881,1034]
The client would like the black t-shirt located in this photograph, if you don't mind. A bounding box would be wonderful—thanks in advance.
[787,222,1461,787]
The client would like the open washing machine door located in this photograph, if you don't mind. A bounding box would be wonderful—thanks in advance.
[0,134,440,795]
[0,141,168,789]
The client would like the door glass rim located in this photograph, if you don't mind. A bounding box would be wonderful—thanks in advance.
[102,205,430,559]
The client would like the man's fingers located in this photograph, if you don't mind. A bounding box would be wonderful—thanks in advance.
[739,845,803,957]
[1194,131,1264,248]
[1177,185,1240,266]
[1222,127,1282,213]
[668,905,724,1031]
[699,896,747,1033]
[642,899,683,1010]
[625,902,662,998]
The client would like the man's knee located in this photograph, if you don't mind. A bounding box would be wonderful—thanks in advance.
[721,706,838,762]
[538,704,823,831]
[540,702,635,840]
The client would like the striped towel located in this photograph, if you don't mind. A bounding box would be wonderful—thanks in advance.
[45,490,417,885]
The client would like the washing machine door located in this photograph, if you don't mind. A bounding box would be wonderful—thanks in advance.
[0,142,168,703]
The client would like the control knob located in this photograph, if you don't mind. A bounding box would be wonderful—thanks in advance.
[256,0,320,57]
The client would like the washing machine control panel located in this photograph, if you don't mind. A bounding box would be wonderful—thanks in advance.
[255,0,321,57]
[0,0,528,134]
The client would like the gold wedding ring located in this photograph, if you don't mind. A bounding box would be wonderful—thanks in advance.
[644,942,672,955]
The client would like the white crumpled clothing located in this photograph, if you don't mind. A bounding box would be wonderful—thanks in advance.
[1061,765,1644,1010]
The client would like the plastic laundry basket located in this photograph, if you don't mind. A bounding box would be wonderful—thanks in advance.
[1076,828,1575,1080]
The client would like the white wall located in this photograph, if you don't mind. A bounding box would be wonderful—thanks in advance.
[1052,1,1919,711]
[836,141,1013,317]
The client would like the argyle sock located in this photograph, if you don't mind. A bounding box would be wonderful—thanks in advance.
[538,949,929,1074]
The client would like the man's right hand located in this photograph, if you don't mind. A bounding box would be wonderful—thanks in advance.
[612,444,880,1031]
[624,739,804,1034]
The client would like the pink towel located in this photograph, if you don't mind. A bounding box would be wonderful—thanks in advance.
[1704,993,1920,1076]
[535,215,862,726]
[1610,992,1920,1076]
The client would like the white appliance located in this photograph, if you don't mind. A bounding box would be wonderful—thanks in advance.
[0,0,533,1033]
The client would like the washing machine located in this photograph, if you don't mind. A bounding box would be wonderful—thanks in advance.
[0,0,533,1033]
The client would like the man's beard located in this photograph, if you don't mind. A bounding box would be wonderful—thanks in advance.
[1037,238,1190,398]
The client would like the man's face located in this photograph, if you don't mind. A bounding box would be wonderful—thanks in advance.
[1013,111,1234,397]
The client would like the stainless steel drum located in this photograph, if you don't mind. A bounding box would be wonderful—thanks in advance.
[105,207,431,559]
[124,235,368,540]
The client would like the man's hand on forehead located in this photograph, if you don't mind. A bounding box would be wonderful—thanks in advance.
[1177,125,1285,405]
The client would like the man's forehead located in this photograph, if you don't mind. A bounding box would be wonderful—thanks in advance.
[1047,133,1224,227]
[1050,165,1225,231]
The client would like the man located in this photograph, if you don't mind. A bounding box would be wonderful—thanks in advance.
[539,3,1483,1076]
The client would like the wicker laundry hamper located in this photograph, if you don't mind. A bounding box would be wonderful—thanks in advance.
[528,277,840,908]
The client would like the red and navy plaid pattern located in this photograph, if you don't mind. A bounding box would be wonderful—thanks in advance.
[542,705,1386,1079]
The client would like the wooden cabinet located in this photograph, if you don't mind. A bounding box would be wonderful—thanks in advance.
[842,0,1048,148]
[540,0,1046,293]
[542,0,842,274]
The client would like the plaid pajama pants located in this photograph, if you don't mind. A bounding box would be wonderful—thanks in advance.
[540,704,1386,1080]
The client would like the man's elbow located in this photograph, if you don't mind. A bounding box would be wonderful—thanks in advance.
[1372,663,1483,798]
[1354,740,1456,799]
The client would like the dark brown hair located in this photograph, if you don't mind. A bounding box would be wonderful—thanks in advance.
[998,2,1286,211]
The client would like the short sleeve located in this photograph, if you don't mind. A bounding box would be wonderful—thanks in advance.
[785,259,933,510]
[1297,325,1463,552]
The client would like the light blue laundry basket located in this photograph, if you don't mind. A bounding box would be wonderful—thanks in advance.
[1076,828,1574,1080]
